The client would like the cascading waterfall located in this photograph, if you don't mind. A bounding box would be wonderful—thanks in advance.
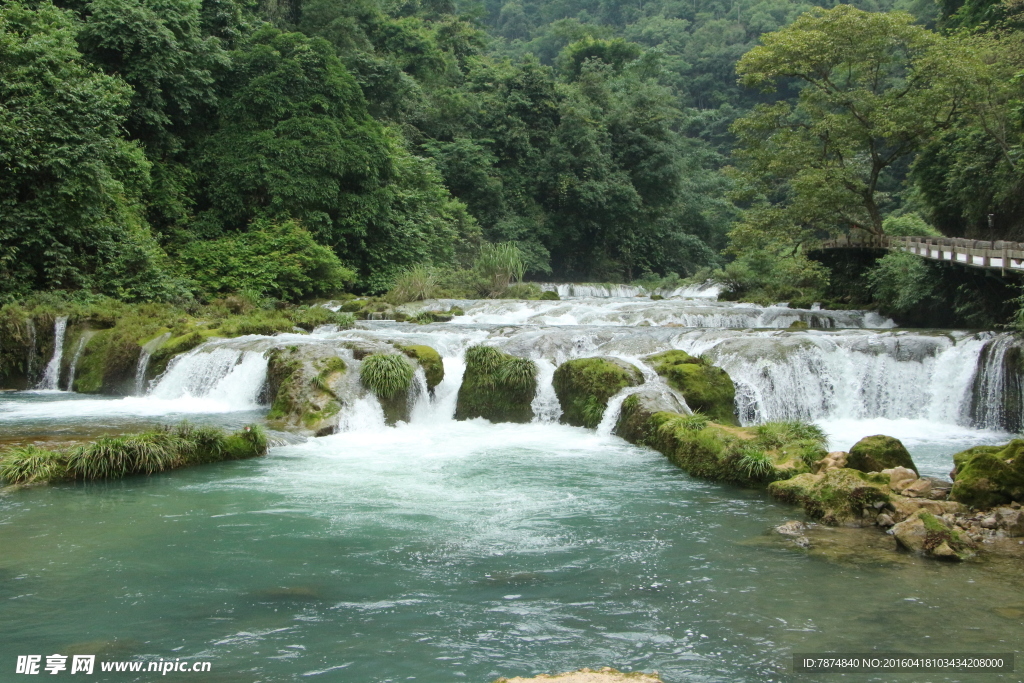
[530,359,562,423]
[134,332,171,395]
[969,335,1024,431]
[149,343,269,409]
[537,281,722,299]
[64,333,90,392]
[35,316,68,391]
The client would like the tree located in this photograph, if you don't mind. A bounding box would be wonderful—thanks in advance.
[731,6,972,242]
[0,2,181,301]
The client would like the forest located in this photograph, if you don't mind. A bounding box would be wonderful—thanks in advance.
[2,0,1023,324]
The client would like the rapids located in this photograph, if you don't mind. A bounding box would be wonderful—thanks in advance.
[1,293,1022,681]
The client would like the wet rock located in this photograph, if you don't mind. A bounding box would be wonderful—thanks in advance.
[994,507,1024,536]
[264,345,348,433]
[645,350,738,425]
[614,388,685,444]
[950,440,1024,509]
[397,345,444,392]
[877,513,895,527]
[847,435,918,475]
[882,466,918,491]
[553,357,644,429]
[775,520,808,536]
[900,478,935,498]
[889,496,965,523]
[494,667,662,683]
[815,451,848,472]
[768,468,891,526]
[891,510,976,561]
[455,346,536,424]
[981,516,998,529]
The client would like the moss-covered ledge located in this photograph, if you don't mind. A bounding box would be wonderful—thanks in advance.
[553,357,644,428]
[645,350,738,425]
[455,346,537,423]
[0,423,268,486]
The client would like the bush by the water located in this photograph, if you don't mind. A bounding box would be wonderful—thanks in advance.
[0,424,267,485]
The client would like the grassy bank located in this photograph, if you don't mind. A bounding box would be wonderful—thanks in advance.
[0,424,268,485]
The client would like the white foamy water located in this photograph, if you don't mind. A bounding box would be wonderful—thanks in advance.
[35,316,67,391]
[411,297,894,329]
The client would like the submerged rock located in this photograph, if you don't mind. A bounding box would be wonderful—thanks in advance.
[891,509,977,561]
[455,346,537,423]
[847,435,918,475]
[494,668,662,683]
[768,468,891,526]
[644,350,737,425]
[552,357,644,428]
[950,440,1024,509]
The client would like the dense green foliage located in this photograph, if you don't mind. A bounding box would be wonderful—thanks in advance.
[3,0,1024,321]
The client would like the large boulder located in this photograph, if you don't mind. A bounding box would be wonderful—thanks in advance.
[264,346,348,434]
[891,509,977,561]
[768,468,891,526]
[950,440,1024,508]
[455,346,537,423]
[645,350,737,425]
[553,357,644,428]
[846,435,917,474]
[614,388,686,444]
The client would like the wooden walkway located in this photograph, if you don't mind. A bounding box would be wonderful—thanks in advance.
[817,235,1024,274]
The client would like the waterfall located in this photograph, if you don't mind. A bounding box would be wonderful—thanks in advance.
[530,359,562,423]
[134,332,171,396]
[969,335,1024,431]
[35,316,68,391]
[65,333,90,392]
[149,344,268,409]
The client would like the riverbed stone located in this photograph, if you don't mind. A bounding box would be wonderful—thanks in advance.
[767,468,892,526]
[882,466,918,491]
[891,509,977,561]
[950,440,1024,509]
[847,435,918,474]
[644,350,738,425]
[494,668,662,683]
[888,496,965,523]
[553,357,644,428]
[454,346,537,424]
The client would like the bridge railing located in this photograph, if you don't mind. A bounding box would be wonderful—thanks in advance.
[818,235,1024,272]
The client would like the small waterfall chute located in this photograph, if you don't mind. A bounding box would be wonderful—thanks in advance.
[135,332,171,395]
[64,332,92,392]
[35,316,68,391]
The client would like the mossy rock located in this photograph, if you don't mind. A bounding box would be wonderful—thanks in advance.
[264,346,348,433]
[950,440,1024,509]
[553,357,643,428]
[539,291,560,301]
[891,509,976,561]
[455,346,536,424]
[788,320,809,330]
[615,389,685,444]
[847,435,917,475]
[768,468,891,526]
[645,350,737,425]
[399,345,445,391]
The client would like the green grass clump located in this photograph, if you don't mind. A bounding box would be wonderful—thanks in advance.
[0,423,267,486]
[387,265,439,304]
[464,345,505,378]
[756,421,827,449]
[360,354,414,399]
[291,307,355,331]
[737,448,775,480]
[497,357,538,392]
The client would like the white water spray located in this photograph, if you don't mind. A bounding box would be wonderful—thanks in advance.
[35,316,68,391]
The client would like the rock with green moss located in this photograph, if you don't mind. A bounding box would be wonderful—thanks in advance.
[360,353,415,425]
[950,440,1024,509]
[399,345,444,392]
[553,357,644,428]
[846,435,917,474]
[455,346,537,423]
[264,346,348,435]
[768,468,892,526]
[645,350,737,425]
[633,411,815,485]
[891,509,977,561]
[614,388,686,444]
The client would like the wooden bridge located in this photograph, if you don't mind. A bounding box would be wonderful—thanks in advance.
[817,235,1024,275]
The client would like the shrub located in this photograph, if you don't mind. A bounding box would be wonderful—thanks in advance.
[360,354,414,399]
[387,265,439,304]
[475,242,526,297]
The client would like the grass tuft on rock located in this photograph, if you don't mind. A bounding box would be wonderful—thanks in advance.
[455,346,537,423]
[360,354,414,400]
